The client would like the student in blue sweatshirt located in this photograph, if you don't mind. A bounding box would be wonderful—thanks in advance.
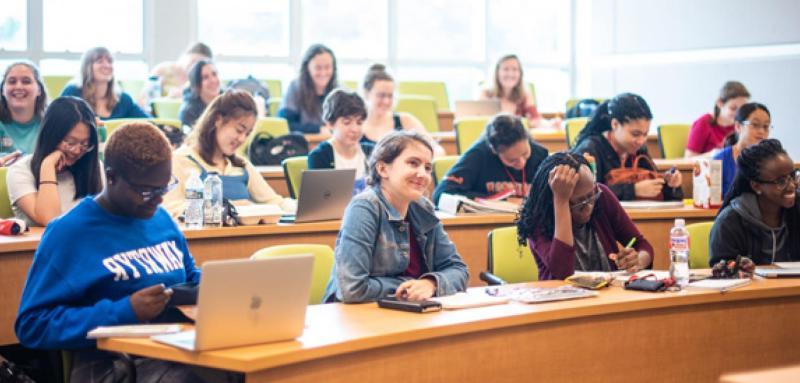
[14,122,227,381]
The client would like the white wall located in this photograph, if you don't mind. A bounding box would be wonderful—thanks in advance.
[579,0,800,157]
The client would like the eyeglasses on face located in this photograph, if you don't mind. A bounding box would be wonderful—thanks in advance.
[60,139,94,153]
[741,120,773,132]
[757,169,800,191]
[569,185,602,211]
[125,174,180,202]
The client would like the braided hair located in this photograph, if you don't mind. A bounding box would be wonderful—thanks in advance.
[574,93,652,146]
[720,138,787,211]
[517,152,597,245]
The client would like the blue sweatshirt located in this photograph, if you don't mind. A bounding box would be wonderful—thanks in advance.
[15,197,200,350]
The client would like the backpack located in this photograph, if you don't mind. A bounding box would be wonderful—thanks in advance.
[566,99,600,118]
[153,123,188,149]
[228,76,271,115]
[248,132,309,166]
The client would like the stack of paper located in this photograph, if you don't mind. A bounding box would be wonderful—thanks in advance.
[429,292,510,310]
[87,324,182,339]
[686,278,750,292]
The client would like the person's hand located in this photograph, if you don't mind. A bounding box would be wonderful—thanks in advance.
[0,150,21,167]
[395,278,437,301]
[634,179,665,198]
[42,150,67,172]
[548,165,579,203]
[666,170,682,188]
[609,247,642,272]
[129,284,173,322]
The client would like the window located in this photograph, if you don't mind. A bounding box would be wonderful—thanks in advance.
[302,0,387,60]
[0,0,27,51]
[198,0,289,57]
[396,0,485,62]
[43,0,143,53]
[486,0,571,64]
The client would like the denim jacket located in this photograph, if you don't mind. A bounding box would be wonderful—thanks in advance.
[324,186,469,303]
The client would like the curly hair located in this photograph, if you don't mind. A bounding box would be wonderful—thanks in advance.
[105,122,172,176]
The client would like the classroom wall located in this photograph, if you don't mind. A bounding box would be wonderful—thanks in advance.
[581,0,800,157]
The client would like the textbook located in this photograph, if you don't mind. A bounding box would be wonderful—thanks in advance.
[619,200,684,209]
[87,324,183,339]
[429,292,510,310]
[686,278,751,292]
[438,193,520,215]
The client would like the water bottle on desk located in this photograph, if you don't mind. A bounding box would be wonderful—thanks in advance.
[203,172,223,227]
[669,218,690,286]
[184,171,204,229]
[145,75,161,115]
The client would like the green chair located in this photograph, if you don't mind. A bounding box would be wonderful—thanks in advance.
[282,156,308,199]
[119,79,145,99]
[262,79,282,98]
[251,244,334,304]
[395,95,439,133]
[150,98,182,119]
[0,167,13,218]
[238,117,291,157]
[268,97,282,117]
[686,221,713,269]
[527,82,537,107]
[432,156,459,186]
[398,81,449,111]
[564,117,590,148]
[42,75,72,97]
[454,117,488,154]
[341,80,358,91]
[479,226,537,285]
[657,124,691,159]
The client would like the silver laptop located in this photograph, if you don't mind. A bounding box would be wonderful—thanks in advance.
[284,169,356,223]
[755,267,800,278]
[152,255,314,351]
[454,100,501,118]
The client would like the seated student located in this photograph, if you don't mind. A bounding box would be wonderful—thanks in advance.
[685,81,750,157]
[61,46,149,120]
[714,102,771,197]
[308,89,373,194]
[517,152,654,280]
[7,97,103,227]
[360,64,445,155]
[480,54,555,129]
[571,93,683,201]
[278,44,338,134]
[149,42,213,100]
[0,61,48,159]
[432,113,548,204]
[164,89,293,217]
[710,139,800,265]
[323,131,469,303]
[178,59,221,128]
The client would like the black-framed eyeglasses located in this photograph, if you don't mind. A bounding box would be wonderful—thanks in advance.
[569,185,602,211]
[741,120,774,132]
[756,169,800,191]
[124,175,180,202]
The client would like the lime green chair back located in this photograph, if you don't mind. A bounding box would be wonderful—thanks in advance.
[657,124,691,159]
[686,221,713,269]
[282,156,308,199]
[432,156,459,186]
[341,80,358,91]
[238,117,291,157]
[0,167,13,218]
[488,226,537,283]
[150,98,182,119]
[395,95,439,133]
[527,82,537,106]
[42,75,72,97]
[268,97,282,117]
[251,244,334,304]
[398,81,449,111]
[119,79,145,99]
[564,117,590,148]
[262,79,282,98]
[454,117,488,154]
[566,98,605,111]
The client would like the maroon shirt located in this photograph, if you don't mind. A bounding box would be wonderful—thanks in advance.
[687,113,734,154]
[403,220,424,278]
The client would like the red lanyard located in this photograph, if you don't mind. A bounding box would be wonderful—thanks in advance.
[502,162,527,197]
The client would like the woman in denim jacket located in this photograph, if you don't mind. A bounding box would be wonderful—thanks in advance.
[324,131,469,303]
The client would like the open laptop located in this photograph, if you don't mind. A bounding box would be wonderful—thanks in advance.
[282,169,356,223]
[754,267,800,278]
[454,100,501,118]
[152,255,314,351]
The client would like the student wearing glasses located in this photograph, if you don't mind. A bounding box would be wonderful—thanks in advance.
[572,93,683,201]
[164,89,293,217]
[714,102,772,196]
[7,96,103,227]
[710,139,800,265]
[517,152,654,280]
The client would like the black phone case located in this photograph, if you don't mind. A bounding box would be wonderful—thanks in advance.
[377,296,442,313]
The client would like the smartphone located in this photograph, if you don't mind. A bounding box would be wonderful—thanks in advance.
[377,296,442,313]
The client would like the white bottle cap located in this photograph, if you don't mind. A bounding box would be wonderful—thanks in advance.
[674,218,685,227]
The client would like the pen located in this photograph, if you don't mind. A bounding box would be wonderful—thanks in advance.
[625,237,637,249]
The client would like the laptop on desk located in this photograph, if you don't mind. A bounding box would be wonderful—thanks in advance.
[281,169,355,223]
[755,267,800,278]
[454,100,501,119]
[152,255,314,351]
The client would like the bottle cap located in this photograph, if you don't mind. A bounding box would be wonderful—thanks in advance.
[674,218,685,227]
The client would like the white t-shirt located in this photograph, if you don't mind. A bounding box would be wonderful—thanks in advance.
[7,155,79,227]
[333,145,367,180]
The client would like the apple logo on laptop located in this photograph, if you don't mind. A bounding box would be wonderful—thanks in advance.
[250,295,262,310]
[323,190,331,200]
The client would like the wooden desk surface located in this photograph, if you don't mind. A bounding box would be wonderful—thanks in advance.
[654,159,800,197]
[98,279,800,382]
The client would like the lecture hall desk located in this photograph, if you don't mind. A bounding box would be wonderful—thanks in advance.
[99,279,800,382]
[654,158,800,197]
[0,206,715,346]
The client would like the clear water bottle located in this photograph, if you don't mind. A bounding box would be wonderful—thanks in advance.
[145,75,161,115]
[203,172,223,227]
[669,218,690,286]
[184,171,204,229]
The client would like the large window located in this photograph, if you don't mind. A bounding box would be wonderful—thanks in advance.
[43,0,143,53]
[198,0,290,57]
[397,0,485,62]
[0,0,27,51]
[302,0,387,60]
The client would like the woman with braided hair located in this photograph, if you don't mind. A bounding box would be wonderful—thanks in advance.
[709,139,800,266]
[517,152,653,280]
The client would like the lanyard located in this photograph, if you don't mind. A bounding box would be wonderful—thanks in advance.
[502,162,527,197]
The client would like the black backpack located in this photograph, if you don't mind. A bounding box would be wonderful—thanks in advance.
[153,123,188,149]
[248,132,309,166]
[566,99,600,118]
[228,76,271,115]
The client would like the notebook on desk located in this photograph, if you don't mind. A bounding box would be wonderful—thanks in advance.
[151,255,314,351]
[281,169,355,223]
[755,268,800,278]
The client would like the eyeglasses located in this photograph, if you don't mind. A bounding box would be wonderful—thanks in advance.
[756,170,800,191]
[569,186,602,211]
[60,139,94,153]
[741,121,774,132]
[125,175,180,202]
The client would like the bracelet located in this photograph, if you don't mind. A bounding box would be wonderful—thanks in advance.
[39,180,58,185]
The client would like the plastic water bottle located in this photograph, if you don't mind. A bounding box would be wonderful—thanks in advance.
[145,75,161,115]
[203,172,223,227]
[669,218,690,286]
[184,171,204,229]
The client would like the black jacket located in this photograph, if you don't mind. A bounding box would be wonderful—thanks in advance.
[307,140,374,170]
[572,134,683,201]
[432,137,548,204]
